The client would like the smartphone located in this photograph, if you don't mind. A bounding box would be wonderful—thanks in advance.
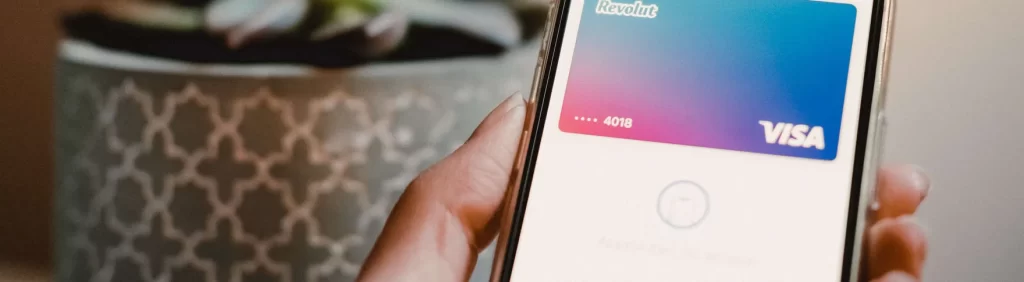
[490,0,894,281]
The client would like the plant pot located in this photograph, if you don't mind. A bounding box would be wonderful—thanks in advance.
[53,39,539,282]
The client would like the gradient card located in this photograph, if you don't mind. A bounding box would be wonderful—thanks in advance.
[559,0,859,161]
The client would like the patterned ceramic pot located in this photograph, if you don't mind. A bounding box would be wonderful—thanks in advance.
[54,40,539,282]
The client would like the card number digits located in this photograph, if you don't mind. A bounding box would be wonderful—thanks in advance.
[604,116,634,129]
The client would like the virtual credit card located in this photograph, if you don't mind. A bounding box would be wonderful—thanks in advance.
[559,0,859,161]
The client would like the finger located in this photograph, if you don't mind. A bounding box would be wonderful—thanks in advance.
[870,271,918,282]
[867,216,928,280]
[874,164,930,221]
[358,94,526,282]
[470,92,525,139]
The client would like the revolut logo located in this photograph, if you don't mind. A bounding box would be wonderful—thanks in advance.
[759,121,826,150]
[596,0,659,19]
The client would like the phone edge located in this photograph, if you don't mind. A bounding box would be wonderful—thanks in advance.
[848,0,897,280]
[489,1,562,281]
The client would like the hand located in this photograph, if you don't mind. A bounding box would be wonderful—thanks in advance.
[357,94,930,282]
[864,164,930,282]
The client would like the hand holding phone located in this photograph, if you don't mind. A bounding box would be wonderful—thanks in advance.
[356,93,929,282]
[359,0,931,281]
[488,0,923,281]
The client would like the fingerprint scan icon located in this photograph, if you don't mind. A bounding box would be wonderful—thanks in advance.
[657,181,710,229]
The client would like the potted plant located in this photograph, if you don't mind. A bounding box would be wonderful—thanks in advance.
[54,1,550,281]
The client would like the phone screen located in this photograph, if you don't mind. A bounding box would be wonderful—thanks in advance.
[505,0,882,281]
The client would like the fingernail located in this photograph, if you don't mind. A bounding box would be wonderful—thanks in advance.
[501,95,527,128]
[469,93,526,140]
[507,91,526,109]
[493,93,526,125]
[497,92,525,115]
[906,165,931,201]
[507,103,526,121]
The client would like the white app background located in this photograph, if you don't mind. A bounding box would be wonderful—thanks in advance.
[508,0,877,281]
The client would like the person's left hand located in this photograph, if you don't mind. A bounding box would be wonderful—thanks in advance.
[357,94,930,282]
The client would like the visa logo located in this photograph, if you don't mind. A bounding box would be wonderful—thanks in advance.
[759,121,826,150]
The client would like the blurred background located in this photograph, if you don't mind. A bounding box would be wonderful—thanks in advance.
[1,0,1022,281]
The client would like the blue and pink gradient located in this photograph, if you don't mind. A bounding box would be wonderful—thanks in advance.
[559,0,859,161]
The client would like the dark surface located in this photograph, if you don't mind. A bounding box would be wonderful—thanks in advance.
[167,0,216,8]
[0,0,57,268]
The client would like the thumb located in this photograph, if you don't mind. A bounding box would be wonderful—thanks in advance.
[358,93,526,282]
[425,93,527,247]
